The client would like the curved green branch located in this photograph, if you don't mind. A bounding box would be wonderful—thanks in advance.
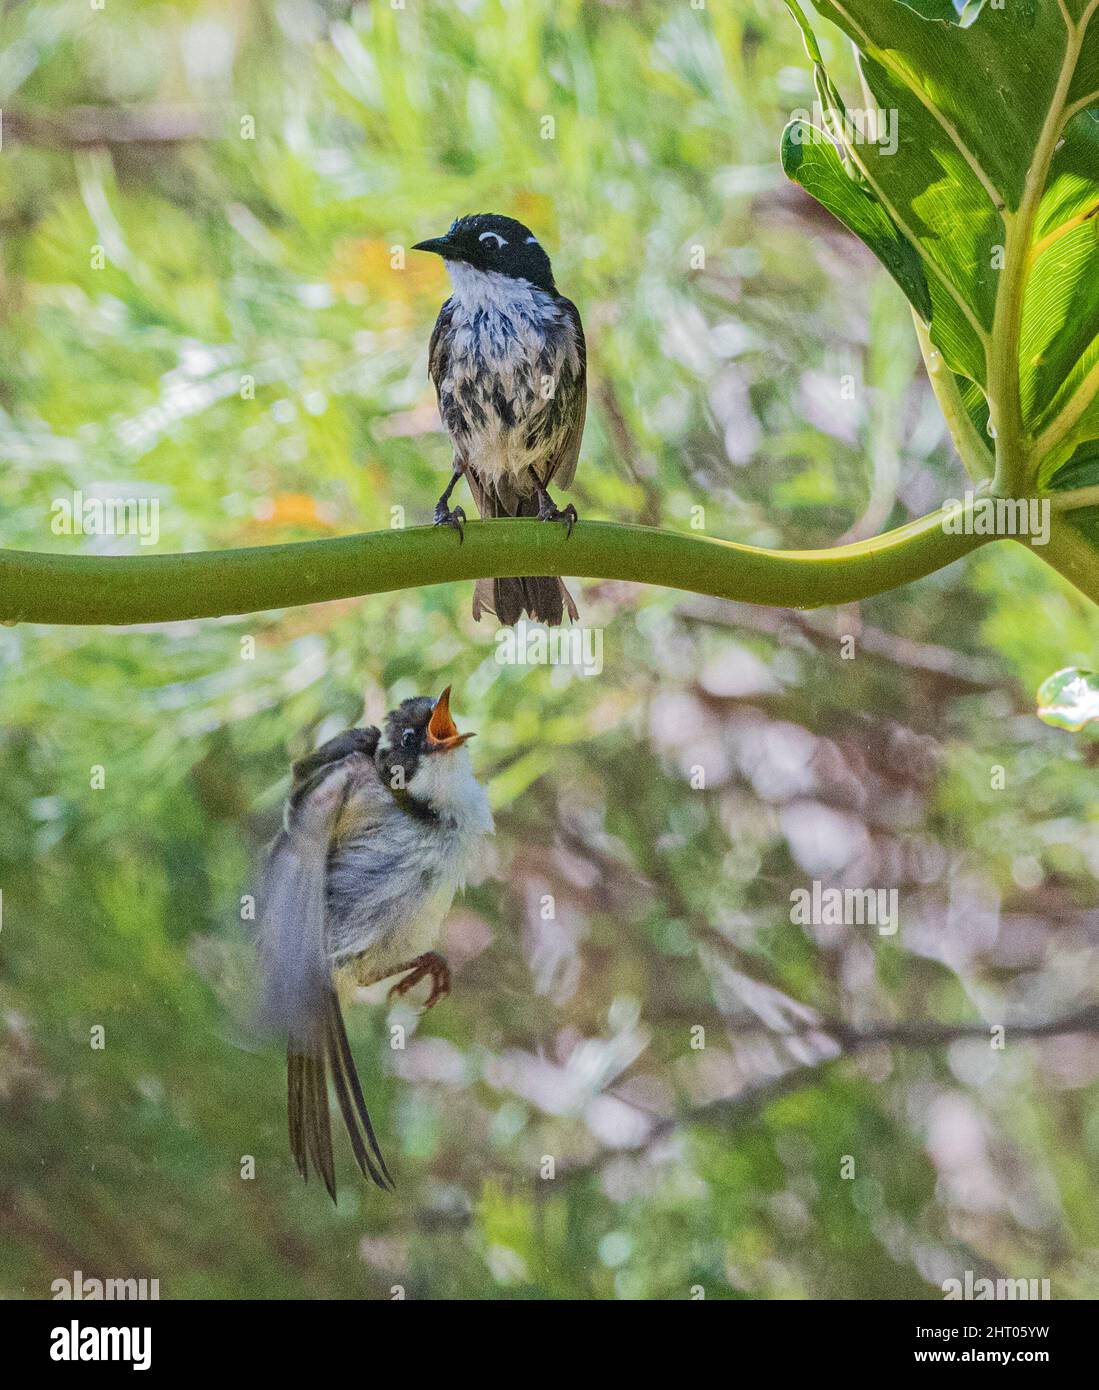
[0,510,994,626]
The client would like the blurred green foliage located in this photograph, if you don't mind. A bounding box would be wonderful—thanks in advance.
[1,0,1098,1300]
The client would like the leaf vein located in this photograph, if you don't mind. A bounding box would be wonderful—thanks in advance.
[829,0,1007,211]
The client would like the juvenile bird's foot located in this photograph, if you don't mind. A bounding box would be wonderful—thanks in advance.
[387,951,451,1011]
[535,495,578,538]
[433,502,466,542]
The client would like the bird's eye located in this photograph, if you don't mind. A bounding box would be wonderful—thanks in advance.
[479,231,508,250]
[401,729,416,749]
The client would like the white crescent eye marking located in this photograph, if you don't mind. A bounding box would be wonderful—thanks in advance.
[478,231,508,248]
[525,236,539,244]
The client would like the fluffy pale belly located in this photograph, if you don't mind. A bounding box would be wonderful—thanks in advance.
[374,880,456,971]
[442,295,575,487]
[331,873,459,985]
[443,364,554,484]
[465,429,550,486]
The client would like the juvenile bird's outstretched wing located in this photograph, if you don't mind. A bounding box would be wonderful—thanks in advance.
[258,729,394,1199]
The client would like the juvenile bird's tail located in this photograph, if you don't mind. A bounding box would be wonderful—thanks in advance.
[258,766,393,1202]
[287,987,394,1200]
[465,481,579,627]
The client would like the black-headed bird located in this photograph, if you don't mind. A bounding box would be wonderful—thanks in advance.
[413,213,586,626]
[257,687,493,1199]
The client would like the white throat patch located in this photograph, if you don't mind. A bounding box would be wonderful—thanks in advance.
[406,744,494,833]
[446,261,547,318]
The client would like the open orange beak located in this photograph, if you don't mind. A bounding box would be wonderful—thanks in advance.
[426,686,475,752]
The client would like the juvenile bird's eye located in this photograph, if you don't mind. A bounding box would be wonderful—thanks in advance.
[478,231,507,249]
[401,728,416,749]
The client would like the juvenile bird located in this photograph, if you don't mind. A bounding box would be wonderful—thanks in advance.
[257,687,493,1199]
[413,213,586,626]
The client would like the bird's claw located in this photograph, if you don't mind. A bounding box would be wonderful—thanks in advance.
[433,503,466,542]
[537,500,578,538]
[387,952,451,1012]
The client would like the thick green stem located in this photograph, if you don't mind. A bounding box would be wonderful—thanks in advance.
[987,6,1089,496]
[0,512,993,626]
[912,313,993,484]
[1038,517,1099,607]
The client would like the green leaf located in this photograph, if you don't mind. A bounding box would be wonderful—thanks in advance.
[783,0,1099,601]
[1044,445,1099,554]
[1036,667,1099,731]
[1021,113,1099,439]
[812,1,1071,211]
[780,122,932,321]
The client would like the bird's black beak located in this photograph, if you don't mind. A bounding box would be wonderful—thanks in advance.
[412,234,455,258]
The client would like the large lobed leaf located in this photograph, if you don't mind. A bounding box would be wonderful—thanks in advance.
[783,0,1099,590]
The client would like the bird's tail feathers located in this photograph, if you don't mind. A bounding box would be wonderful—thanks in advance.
[472,576,578,627]
[287,987,394,1201]
[465,474,579,627]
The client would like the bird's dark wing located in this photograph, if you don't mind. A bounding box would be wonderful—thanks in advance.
[427,298,455,400]
[541,293,586,492]
[259,744,394,1200]
[290,726,379,806]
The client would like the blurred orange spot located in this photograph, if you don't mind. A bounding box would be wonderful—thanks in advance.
[511,192,554,237]
[328,236,447,319]
[249,493,338,532]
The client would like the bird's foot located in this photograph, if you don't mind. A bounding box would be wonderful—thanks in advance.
[536,497,578,538]
[433,502,466,542]
[387,952,451,1011]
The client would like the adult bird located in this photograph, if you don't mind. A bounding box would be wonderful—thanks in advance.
[414,213,586,626]
[257,687,494,1199]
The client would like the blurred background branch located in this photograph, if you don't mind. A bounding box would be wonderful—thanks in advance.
[2,105,217,148]
[557,1008,1099,1188]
